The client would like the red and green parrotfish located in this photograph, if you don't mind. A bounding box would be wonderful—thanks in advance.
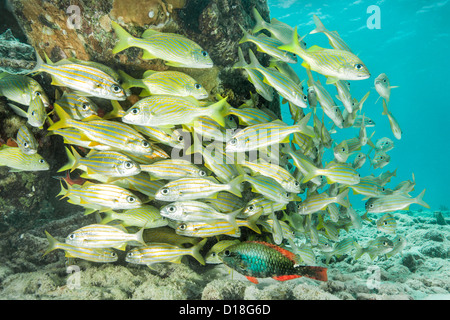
[218,241,328,284]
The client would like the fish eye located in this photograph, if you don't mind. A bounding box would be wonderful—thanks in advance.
[223,249,231,257]
[130,107,140,115]
[177,135,184,142]
[39,159,45,164]
[383,79,387,83]
[248,205,255,211]
[194,83,202,90]
[201,51,208,57]
[355,64,364,70]
[124,161,134,169]
[167,205,177,213]
[127,196,136,203]
[229,138,237,145]
[294,181,300,187]
[383,221,388,225]
[211,252,216,257]
[369,204,374,208]
[68,233,75,240]
[161,187,170,195]
[23,142,28,147]
[141,140,150,148]
[112,85,122,93]
[81,103,89,110]
[111,252,117,258]
[126,252,133,258]
[35,91,41,97]
[228,115,234,121]
[179,223,187,231]
[302,94,307,101]
[199,170,207,177]
[31,111,36,116]
[284,192,290,198]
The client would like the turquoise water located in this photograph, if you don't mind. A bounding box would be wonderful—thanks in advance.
[268,0,450,210]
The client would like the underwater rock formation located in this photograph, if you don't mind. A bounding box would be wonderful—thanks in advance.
[0,29,36,74]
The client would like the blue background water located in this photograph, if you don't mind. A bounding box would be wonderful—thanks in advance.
[267,0,450,210]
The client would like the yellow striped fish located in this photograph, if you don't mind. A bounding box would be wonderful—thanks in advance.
[134,125,185,148]
[110,172,165,198]
[297,189,350,215]
[239,25,297,64]
[348,176,385,198]
[205,240,240,264]
[321,237,356,264]
[58,146,141,177]
[187,116,235,143]
[155,175,244,201]
[240,159,300,193]
[66,224,146,250]
[354,236,394,261]
[140,159,206,180]
[160,201,241,231]
[279,27,370,84]
[143,226,201,248]
[310,15,353,52]
[375,73,398,105]
[43,231,118,263]
[385,235,407,259]
[333,140,349,163]
[29,53,127,100]
[245,49,307,107]
[8,94,47,129]
[111,21,213,69]
[122,95,228,127]
[243,174,295,204]
[365,189,429,213]
[0,72,50,107]
[227,106,276,126]
[371,150,390,169]
[49,105,154,155]
[233,47,274,102]
[298,157,360,186]
[376,213,397,234]
[0,145,49,172]
[241,196,287,218]
[50,127,111,151]
[205,192,245,213]
[59,181,142,211]
[101,205,168,229]
[125,238,207,267]
[382,100,402,140]
[119,69,208,100]
[55,92,98,120]
[16,125,38,155]
[225,115,314,152]
[351,152,366,170]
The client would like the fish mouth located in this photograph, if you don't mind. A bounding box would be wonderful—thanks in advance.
[358,73,371,79]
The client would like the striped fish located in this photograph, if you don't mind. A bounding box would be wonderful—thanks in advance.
[0,145,49,172]
[205,240,240,264]
[160,201,241,231]
[111,21,213,69]
[110,172,165,198]
[122,95,228,127]
[299,158,360,186]
[365,189,429,213]
[333,140,349,163]
[140,159,206,180]
[50,127,112,151]
[8,94,47,129]
[0,73,50,106]
[59,181,142,211]
[244,174,294,204]
[322,237,356,264]
[239,26,297,63]
[241,196,287,218]
[16,125,38,155]
[317,214,340,241]
[371,150,390,169]
[296,244,316,265]
[352,152,366,169]
[49,105,154,155]
[125,238,207,267]
[334,80,354,113]
[225,115,314,152]
[187,116,235,143]
[279,27,370,84]
[155,175,244,201]
[297,189,350,215]
[375,73,398,105]
[382,100,402,140]
[55,92,98,120]
[306,69,344,128]
[233,47,274,102]
[143,226,201,248]
[30,53,127,100]
[343,205,364,229]
[348,176,386,198]
[240,159,300,193]
[258,217,296,245]
[44,231,118,263]
[65,224,146,250]
[385,235,407,259]
[228,106,276,126]
[175,211,261,238]
[354,236,394,261]
[352,114,375,128]
[376,213,397,234]
[370,137,395,153]
[101,205,168,229]
[269,60,301,85]
[310,15,353,52]
[119,69,208,100]
[58,146,141,178]
[134,125,185,148]
[205,192,245,213]
[245,49,307,107]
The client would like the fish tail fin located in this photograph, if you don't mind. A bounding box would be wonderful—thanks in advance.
[246,208,262,234]
[100,210,115,224]
[353,241,364,260]
[278,26,305,57]
[226,209,242,232]
[251,8,266,34]
[227,174,244,198]
[190,238,207,265]
[415,189,430,209]
[238,24,252,45]
[247,48,262,70]
[111,21,135,54]
[58,146,80,173]
[28,50,45,75]
[43,231,59,256]
[103,100,125,120]
[135,226,147,246]
[294,113,314,137]
[117,70,146,90]
[310,15,327,34]
[57,179,70,199]
[232,47,248,69]
[47,103,72,131]
[207,97,228,127]
[335,188,350,208]
[294,265,328,282]
[298,156,320,183]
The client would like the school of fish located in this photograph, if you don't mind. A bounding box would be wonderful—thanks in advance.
[0,9,430,284]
